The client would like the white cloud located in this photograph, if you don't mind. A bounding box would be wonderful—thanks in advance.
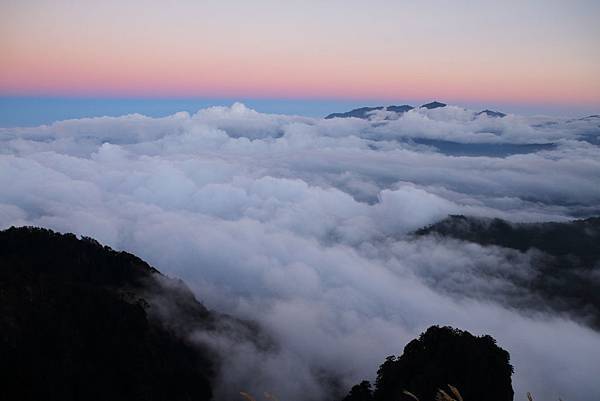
[1,104,600,401]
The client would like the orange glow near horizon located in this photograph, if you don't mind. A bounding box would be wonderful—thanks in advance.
[1,0,599,108]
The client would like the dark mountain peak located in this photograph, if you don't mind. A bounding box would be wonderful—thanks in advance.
[420,101,446,109]
[0,226,159,288]
[341,325,513,401]
[477,109,506,118]
[326,102,455,119]
[325,106,384,119]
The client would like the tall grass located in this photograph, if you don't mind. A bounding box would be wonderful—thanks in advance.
[240,386,560,401]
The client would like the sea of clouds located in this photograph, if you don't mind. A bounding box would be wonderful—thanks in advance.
[1,104,600,401]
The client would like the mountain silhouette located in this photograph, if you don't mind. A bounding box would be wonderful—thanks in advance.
[325,105,413,119]
[341,326,514,401]
[419,101,446,109]
[476,109,506,118]
[0,226,266,401]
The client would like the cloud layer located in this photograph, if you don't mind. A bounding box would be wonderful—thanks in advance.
[1,104,600,401]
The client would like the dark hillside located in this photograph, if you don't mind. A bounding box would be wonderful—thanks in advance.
[416,215,600,265]
[416,216,600,328]
[0,226,217,401]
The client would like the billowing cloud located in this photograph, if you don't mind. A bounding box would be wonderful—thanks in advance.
[1,104,600,401]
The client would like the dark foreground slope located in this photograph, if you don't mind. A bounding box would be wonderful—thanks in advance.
[342,326,514,401]
[416,215,600,328]
[0,226,224,401]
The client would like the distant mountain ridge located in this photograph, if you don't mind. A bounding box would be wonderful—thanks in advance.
[416,215,600,329]
[476,109,507,118]
[325,101,506,119]
[325,105,414,119]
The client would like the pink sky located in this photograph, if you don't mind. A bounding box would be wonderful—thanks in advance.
[1,0,599,107]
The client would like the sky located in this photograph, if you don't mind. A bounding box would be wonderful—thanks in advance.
[1,0,600,119]
[2,3,600,399]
